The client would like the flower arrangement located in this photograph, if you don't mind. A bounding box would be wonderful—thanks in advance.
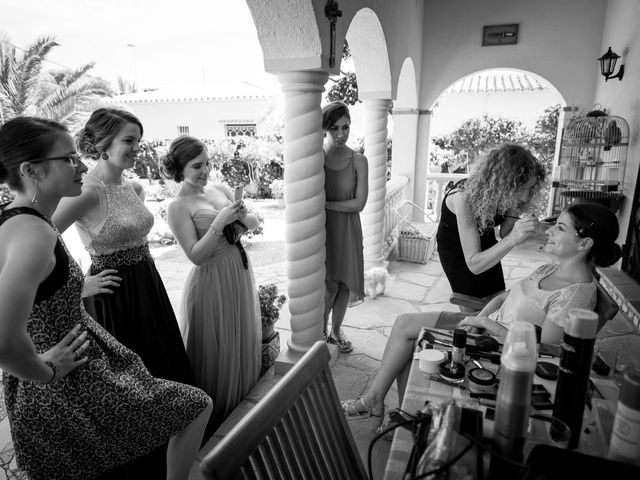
[258,284,287,333]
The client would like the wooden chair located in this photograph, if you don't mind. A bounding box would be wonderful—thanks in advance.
[200,341,368,480]
[449,279,618,332]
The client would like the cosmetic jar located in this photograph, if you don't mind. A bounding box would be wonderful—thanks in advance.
[419,350,445,374]
[467,367,497,394]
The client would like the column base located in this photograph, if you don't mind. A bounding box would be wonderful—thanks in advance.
[274,343,338,375]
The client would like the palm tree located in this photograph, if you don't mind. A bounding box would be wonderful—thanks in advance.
[0,34,113,131]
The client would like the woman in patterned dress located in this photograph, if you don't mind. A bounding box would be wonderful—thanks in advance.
[0,116,212,480]
[322,101,369,353]
[161,136,261,434]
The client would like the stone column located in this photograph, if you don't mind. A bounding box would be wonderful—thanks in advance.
[413,110,432,214]
[361,98,392,269]
[277,70,329,354]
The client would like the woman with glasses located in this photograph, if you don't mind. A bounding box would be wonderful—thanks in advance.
[161,135,261,435]
[0,116,212,480]
[53,109,194,477]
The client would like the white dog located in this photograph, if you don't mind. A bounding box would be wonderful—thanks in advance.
[364,267,391,299]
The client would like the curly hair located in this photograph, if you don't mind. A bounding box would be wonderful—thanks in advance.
[461,144,546,231]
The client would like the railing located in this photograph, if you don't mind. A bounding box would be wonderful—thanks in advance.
[424,173,468,221]
[382,175,409,251]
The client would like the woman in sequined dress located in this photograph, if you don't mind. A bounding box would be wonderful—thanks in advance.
[0,116,212,480]
[161,136,261,434]
[53,108,194,478]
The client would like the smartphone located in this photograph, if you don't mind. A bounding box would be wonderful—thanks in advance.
[233,186,244,202]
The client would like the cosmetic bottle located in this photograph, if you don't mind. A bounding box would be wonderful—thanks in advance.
[490,321,537,478]
[608,367,640,466]
[552,308,598,449]
[451,328,467,365]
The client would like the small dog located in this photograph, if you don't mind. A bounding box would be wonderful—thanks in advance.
[364,267,391,299]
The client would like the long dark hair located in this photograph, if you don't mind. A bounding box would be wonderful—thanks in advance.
[567,203,621,267]
[76,108,143,159]
[0,117,68,191]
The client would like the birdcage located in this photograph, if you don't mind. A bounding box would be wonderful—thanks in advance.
[393,200,438,264]
[552,110,629,213]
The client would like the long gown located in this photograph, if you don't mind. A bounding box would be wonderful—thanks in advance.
[0,206,209,480]
[180,209,261,431]
[73,178,194,478]
[324,153,365,299]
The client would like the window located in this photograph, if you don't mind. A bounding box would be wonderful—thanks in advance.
[177,125,190,135]
[225,123,257,137]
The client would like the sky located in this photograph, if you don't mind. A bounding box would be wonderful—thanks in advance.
[0,0,277,92]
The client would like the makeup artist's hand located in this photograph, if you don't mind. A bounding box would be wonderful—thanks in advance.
[508,213,539,245]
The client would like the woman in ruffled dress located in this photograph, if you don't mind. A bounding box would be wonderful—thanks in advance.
[0,116,211,480]
[161,135,261,434]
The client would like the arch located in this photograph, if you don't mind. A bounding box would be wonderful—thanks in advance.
[245,0,322,72]
[345,8,392,100]
[395,57,418,109]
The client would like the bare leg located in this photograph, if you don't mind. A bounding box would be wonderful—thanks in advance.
[361,312,441,411]
[166,397,213,480]
[330,283,350,337]
[323,279,339,334]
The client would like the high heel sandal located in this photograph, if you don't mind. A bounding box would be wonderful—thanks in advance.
[341,397,384,418]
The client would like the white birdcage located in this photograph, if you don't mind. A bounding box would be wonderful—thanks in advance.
[552,110,629,213]
[393,200,438,264]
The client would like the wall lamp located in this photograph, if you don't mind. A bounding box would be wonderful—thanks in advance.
[598,47,624,81]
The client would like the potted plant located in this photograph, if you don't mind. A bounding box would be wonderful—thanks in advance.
[258,284,286,376]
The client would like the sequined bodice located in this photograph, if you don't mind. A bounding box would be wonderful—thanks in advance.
[82,183,154,255]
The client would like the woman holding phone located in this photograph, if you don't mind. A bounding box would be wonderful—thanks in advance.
[161,135,261,434]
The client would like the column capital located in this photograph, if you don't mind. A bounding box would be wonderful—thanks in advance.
[277,70,329,93]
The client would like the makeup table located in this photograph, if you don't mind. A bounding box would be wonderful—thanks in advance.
[382,334,620,480]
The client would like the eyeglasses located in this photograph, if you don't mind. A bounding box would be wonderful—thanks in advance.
[29,153,83,168]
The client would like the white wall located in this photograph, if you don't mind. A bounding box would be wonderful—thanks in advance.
[594,0,640,245]
[114,97,272,140]
[418,0,607,109]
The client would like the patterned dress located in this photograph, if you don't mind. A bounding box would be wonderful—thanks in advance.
[324,153,365,299]
[0,206,209,480]
[180,209,260,432]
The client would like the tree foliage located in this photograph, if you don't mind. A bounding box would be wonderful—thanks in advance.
[0,33,112,130]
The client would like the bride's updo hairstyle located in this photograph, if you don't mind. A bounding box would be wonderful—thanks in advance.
[76,108,143,159]
[160,136,206,183]
[0,117,67,191]
[567,203,622,267]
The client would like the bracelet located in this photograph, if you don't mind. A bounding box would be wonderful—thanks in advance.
[209,226,221,236]
[44,360,57,383]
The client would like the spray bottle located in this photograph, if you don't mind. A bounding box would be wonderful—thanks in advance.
[552,308,598,449]
[490,321,537,478]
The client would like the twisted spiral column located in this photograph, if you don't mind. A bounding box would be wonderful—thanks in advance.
[361,98,392,268]
[277,70,329,353]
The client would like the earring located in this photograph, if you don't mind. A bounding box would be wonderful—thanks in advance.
[31,179,39,205]
[100,152,109,160]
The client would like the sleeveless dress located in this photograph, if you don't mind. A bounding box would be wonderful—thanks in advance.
[0,206,209,480]
[324,153,365,299]
[74,178,193,385]
[436,180,506,298]
[180,209,260,431]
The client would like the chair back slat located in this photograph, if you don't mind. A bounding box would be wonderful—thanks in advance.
[201,342,368,480]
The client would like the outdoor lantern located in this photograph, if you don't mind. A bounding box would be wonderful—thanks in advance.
[598,47,625,81]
